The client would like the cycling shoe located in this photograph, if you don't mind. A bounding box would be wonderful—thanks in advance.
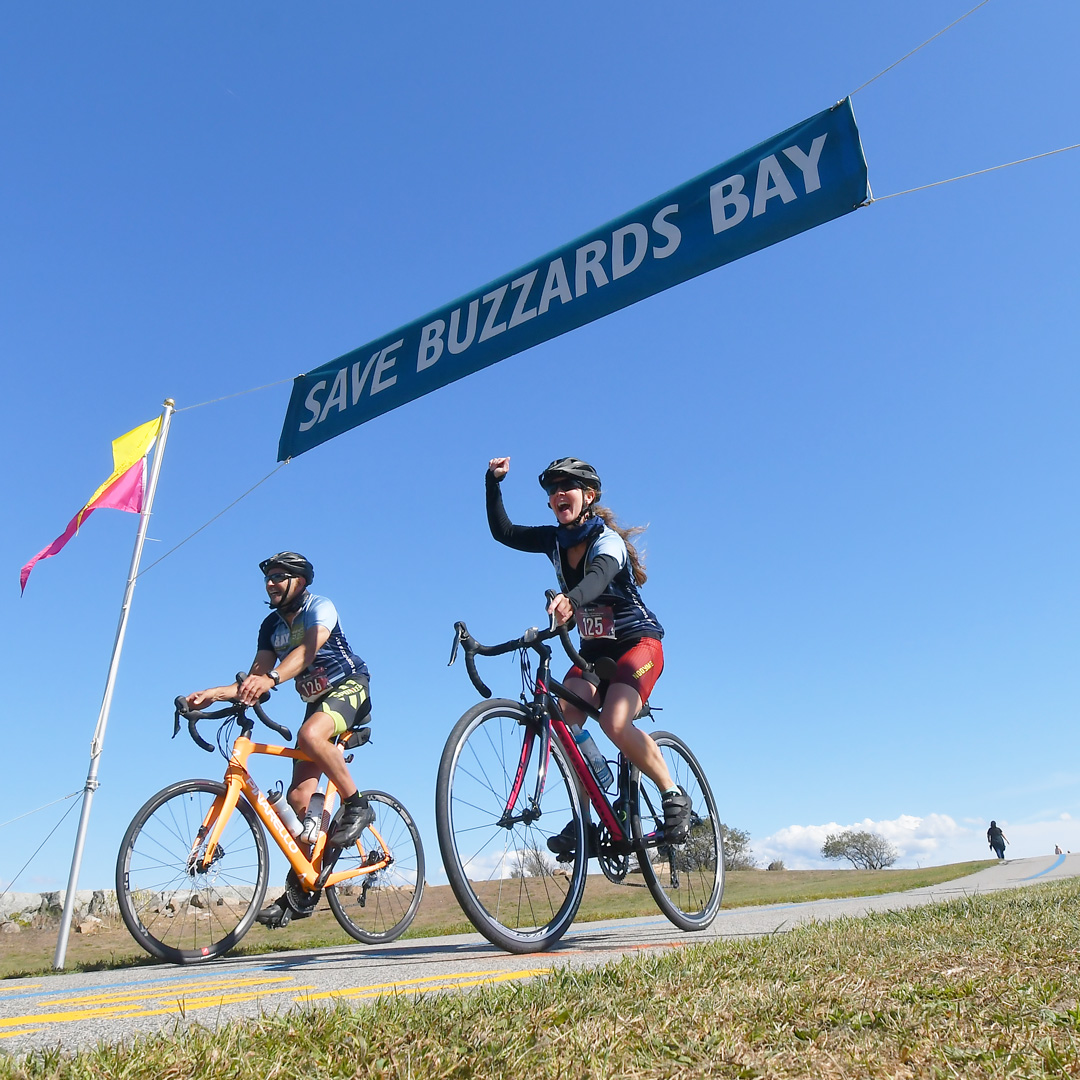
[661,789,691,844]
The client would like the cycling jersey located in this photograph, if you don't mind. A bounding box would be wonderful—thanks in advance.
[257,592,369,703]
[486,473,663,661]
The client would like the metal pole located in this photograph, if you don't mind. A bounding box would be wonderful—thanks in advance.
[53,399,175,969]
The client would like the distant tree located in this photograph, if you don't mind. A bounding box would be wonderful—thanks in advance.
[510,847,555,878]
[720,823,757,871]
[766,860,786,872]
[821,829,897,870]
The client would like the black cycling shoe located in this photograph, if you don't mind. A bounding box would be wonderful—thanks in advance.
[257,895,293,929]
[545,820,598,858]
[661,789,691,844]
[328,796,375,847]
[256,888,317,929]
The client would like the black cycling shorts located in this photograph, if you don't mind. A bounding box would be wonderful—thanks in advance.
[304,677,371,736]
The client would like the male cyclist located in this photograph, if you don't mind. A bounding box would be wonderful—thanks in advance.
[186,551,373,927]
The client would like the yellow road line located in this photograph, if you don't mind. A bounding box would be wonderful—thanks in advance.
[0,985,42,994]
[41,976,295,1009]
[0,984,315,1029]
[0,1029,43,1039]
[296,967,552,1004]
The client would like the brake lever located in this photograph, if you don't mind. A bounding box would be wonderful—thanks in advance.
[449,623,464,667]
[173,695,189,739]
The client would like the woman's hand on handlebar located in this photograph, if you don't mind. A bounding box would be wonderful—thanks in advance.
[547,592,575,627]
[488,456,510,481]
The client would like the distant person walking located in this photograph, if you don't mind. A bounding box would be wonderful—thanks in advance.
[1055,844,1064,855]
[987,821,1008,860]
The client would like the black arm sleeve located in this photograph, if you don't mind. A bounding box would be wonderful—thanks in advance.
[486,471,555,554]
[566,553,621,609]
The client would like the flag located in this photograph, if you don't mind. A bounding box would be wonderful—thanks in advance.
[20,417,163,592]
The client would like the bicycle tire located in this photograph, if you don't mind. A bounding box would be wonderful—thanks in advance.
[326,790,426,944]
[115,778,269,964]
[631,731,724,931]
[435,698,587,953]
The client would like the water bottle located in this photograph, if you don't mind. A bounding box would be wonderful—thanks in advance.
[300,791,326,844]
[573,725,613,790]
[267,789,302,838]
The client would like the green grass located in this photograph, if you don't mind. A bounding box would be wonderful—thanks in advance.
[4,874,1079,1077]
[0,862,994,979]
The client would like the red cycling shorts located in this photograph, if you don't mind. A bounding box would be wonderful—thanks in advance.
[565,637,664,704]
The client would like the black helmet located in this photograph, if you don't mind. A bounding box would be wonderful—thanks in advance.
[538,457,602,496]
[259,551,314,585]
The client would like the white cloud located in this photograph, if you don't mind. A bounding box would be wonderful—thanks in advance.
[755,813,1080,870]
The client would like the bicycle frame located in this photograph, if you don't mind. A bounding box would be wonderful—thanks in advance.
[504,641,648,853]
[195,734,392,892]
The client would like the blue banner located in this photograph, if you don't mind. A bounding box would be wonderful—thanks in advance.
[278,99,868,460]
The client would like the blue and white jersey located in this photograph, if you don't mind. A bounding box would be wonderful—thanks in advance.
[550,526,664,645]
[257,592,369,701]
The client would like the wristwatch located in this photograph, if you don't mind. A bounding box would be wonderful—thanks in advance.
[267,670,281,686]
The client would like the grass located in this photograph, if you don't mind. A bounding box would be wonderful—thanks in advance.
[3,872,1079,1077]
[0,861,993,979]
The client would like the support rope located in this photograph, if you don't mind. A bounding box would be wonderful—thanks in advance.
[849,0,992,98]
[136,460,290,577]
[0,791,82,831]
[174,377,297,413]
[0,794,84,905]
[870,143,1080,203]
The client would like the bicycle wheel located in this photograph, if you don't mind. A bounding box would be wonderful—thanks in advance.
[436,698,587,953]
[115,779,269,964]
[326,790,426,944]
[631,731,723,931]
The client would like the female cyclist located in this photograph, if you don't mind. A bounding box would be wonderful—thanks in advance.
[485,455,690,855]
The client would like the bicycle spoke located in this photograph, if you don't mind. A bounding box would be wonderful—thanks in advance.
[437,701,587,953]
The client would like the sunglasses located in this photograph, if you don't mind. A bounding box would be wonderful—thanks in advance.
[264,572,293,585]
[543,478,585,496]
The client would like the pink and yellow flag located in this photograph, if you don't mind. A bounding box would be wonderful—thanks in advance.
[20,417,163,592]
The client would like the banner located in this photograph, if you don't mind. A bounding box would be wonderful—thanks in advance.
[278,99,868,460]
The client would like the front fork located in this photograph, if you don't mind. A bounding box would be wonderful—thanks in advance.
[498,702,549,827]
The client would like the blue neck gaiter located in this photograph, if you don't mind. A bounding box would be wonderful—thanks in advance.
[556,515,604,549]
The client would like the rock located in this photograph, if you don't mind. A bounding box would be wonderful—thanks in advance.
[1,921,21,935]
[39,892,63,919]
[88,890,117,918]
[75,917,102,935]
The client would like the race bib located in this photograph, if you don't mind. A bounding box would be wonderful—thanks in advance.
[576,604,616,640]
[296,667,331,703]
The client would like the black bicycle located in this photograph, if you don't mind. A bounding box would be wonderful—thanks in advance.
[435,599,723,953]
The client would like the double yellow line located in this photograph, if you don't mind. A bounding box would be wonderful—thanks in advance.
[0,968,551,1039]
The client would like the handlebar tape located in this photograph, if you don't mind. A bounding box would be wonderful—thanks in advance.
[465,648,492,699]
[252,701,292,742]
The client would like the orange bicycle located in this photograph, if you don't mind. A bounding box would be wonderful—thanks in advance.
[115,679,424,964]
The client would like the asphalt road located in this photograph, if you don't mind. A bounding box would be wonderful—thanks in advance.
[1,854,1073,1058]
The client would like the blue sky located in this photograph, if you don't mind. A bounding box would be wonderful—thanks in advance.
[3,2,1078,894]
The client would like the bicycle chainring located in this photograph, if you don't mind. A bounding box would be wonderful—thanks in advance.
[596,826,629,884]
[285,869,321,914]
